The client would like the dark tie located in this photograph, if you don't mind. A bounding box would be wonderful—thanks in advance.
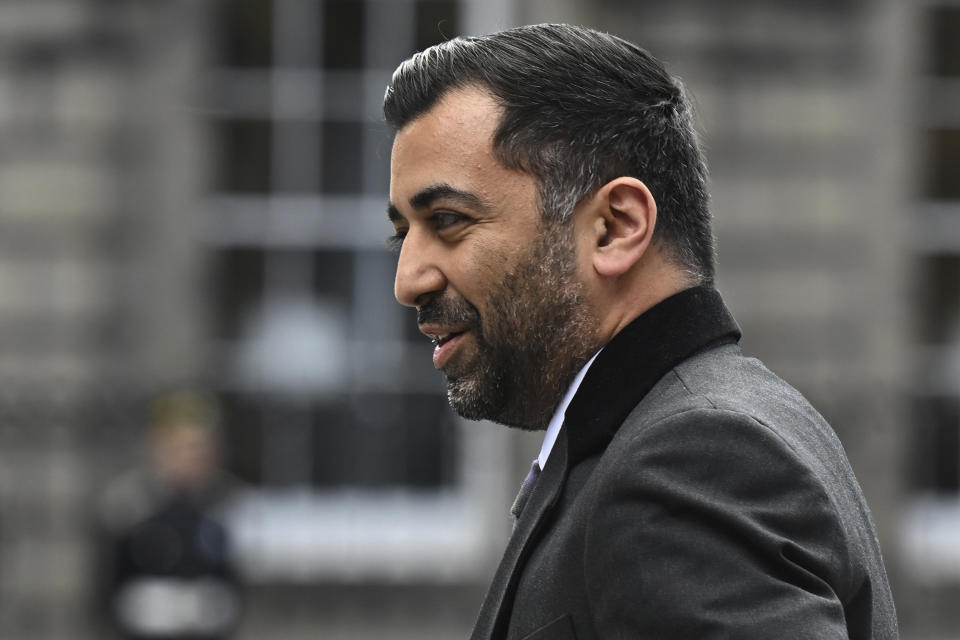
[510,459,541,522]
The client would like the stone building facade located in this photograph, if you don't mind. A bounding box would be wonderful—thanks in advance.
[0,1,955,638]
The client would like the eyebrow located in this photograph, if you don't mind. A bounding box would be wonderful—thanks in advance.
[387,183,491,223]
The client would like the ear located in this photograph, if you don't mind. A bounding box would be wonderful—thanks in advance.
[590,177,657,278]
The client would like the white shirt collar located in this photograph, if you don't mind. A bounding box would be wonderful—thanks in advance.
[538,350,601,470]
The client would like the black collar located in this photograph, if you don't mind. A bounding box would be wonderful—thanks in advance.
[563,285,741,466]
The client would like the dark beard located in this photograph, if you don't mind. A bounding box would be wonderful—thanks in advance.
[418,223,598,431]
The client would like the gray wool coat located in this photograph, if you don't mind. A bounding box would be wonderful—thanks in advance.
[470,286,898,640]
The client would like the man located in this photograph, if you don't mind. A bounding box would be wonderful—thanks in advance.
[384,24,898,640]
[96,392,241,640]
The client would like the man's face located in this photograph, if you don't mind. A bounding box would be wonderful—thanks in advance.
[388,87,598,430]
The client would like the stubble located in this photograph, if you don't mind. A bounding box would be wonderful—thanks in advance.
[423,223,598,431]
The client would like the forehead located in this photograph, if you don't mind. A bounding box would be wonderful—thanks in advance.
[389,87,509,203]
[394,85,501,155]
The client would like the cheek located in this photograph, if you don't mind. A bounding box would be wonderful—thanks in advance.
[449,247,515,332]
[458,239,510,290]
[475,232,532,272]
[463,254,517,318]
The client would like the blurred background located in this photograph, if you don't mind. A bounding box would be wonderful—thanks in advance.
[0,0,955,638]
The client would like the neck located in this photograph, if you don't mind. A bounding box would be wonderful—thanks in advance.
[596,259,695,347]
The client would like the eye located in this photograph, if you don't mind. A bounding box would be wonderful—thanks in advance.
[431,211,467,231]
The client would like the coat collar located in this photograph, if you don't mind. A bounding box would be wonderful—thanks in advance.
[564,285,741,466]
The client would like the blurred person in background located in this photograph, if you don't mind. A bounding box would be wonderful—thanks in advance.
[95,391,241,640]
[384,24,898,639]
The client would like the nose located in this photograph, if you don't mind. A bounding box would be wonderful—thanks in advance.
[394,233,446,308]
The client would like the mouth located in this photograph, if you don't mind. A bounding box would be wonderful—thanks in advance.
[429,332,462,348]
[417,295,480,371]
[421,327,468,369]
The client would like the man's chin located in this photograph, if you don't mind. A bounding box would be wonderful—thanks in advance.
[445,374,499,422]
[444,375,546,431]
[444,375,485,419]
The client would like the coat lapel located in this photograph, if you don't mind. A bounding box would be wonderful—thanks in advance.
[470,432,569,640]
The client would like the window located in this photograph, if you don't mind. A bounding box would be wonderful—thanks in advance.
[928,5,960,78]
[924,129,960,200]
[204,0,514,582]
[903,0,960,584]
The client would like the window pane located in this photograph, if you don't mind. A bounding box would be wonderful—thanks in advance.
[403,305,425,342]
[323,73,364,120]
[213,248,265,341]
[214,0,273,68]
[414,0,461,51]
[924,129,960,200]
[322,0,366,69]
[221,392,265,484]
[272,121,320,193]
[910,396,960,493]
[222,392,458,489]
[312,249,356,303]
[929,7,960,77]
[214,119,272,193]
[915,255,960,344]
[321,121,364,193]
[313,392,458,488]
[364,122,393,195]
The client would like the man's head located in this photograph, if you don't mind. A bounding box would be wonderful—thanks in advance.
[388,87,598,430]
[385,25,714,430]
[384,23,714,283]
[149,391,221,490]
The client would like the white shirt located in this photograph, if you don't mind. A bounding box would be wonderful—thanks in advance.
[538,350,601,470]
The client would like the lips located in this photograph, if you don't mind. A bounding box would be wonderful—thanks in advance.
[420,325,468,369]
[417,296,479,370]
[430,332,461,347]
